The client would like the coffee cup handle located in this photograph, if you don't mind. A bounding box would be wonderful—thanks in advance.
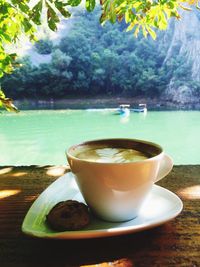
[155,154,173,183]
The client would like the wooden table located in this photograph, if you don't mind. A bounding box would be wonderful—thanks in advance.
[0,165,200,267]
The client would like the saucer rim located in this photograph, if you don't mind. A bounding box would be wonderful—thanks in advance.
[22,172,183,239]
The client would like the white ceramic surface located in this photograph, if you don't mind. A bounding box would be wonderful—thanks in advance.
[22,172,183,239]
[67,138,173,221]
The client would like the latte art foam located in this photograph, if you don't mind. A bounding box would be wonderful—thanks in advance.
[75,146,149,163]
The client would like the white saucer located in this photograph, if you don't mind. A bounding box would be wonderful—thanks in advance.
[22,172,183,239]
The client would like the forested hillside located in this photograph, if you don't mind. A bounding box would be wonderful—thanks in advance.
[2,8,200,106]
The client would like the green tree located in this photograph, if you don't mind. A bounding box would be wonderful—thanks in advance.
[0,0,199,110]
[35,39,53,54]
[2,8,196,100]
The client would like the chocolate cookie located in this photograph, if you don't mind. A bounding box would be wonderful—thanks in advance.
[46,200,90,231]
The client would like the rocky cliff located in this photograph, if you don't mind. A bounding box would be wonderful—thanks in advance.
[161,9,200,107]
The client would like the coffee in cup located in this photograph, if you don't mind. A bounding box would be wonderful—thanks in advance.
[67,138,173,222]
[74,145,150,163]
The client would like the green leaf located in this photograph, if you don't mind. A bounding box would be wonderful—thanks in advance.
[66,0,82,7]
[102,0,110,13]
[18,2,30,13]
[146,26,156,39]
[126,21,136,32]
[55,2,71,18]
[134,25,140,37]
[22,17,31,31]
[110,11,116,23]
[46,2,60,22]
[48,19,57,31]
[85,0,96,12]
[109,1,116,23]
[46,1,60,31]
[32,0,43,13]
[0,31,12,43]
[0,53,6,61]
[0,90,5,99]
[158,12,168,30]
[168,1,175,9]
[142,25,148,38]
[125,10,130,23]
[9,53,17,61]
[0,90,19,113]
[31,0,43,25]
[100,13,107,24]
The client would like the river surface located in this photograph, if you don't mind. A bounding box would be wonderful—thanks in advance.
[0,109,199,165]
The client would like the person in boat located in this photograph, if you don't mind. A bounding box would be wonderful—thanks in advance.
[132,104,147,112]
[119,104,130,111]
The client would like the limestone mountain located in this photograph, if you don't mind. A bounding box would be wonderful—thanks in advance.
[160,10,200,106]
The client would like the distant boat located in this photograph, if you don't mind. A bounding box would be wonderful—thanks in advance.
[131,104,147,113]
[116,104,130,116]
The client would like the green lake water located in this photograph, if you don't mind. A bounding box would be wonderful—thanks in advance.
[0,109,199,165]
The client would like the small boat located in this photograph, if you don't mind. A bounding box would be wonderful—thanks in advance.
[116,104,130,116]
[131,104,147,113]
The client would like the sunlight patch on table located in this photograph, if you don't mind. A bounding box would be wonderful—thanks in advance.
[46,166,69,177]
[12,172,27,177]
[0,167,13,175]
[80,258,133,267]
[177,185,200,199]
[0,189,21,199]
[24,195,38,201]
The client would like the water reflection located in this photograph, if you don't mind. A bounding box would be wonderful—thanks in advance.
[120,112,130,124]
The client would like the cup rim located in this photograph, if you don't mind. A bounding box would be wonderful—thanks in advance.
[66,138,164,165]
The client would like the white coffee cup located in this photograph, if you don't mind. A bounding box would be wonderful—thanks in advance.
[67,138,173,222]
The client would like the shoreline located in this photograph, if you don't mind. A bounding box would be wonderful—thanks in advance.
[13,96,200,110]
